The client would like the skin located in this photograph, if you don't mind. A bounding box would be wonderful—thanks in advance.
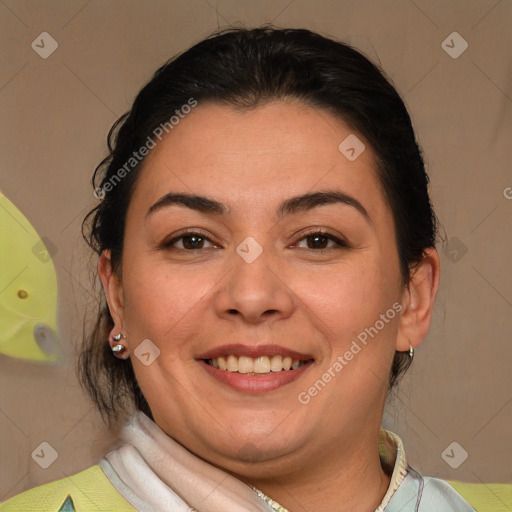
[99,100,440,512]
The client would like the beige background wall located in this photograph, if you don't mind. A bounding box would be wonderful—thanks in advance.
[1,0,511,501]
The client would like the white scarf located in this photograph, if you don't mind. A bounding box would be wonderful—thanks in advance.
[100,411,275,512]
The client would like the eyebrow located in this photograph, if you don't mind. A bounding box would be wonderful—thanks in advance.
[146,190,370,222]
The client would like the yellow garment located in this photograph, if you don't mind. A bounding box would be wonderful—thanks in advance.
[0,465,135,511]
[447,481,512,512]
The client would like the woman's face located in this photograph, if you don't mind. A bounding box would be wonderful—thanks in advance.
[104,101,416,476]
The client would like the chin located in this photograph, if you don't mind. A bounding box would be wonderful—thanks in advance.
[205,442,301,481]
[203,422,308,469]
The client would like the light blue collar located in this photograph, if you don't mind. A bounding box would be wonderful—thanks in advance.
[385,465,476,511]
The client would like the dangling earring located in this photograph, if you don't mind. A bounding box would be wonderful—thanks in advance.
[408,344,414,360]
[111,333,128,359]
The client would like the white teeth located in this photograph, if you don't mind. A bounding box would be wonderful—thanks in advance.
[207,355,308,373]
[253,356,270,374]
[238,356,253,374]
[270,355,283,372]
[227,355,238,372]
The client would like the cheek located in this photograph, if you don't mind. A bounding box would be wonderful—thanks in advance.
[121,256,214,346]
[295,256,402,403]
[289,260,400,418]
[294,256,399,341]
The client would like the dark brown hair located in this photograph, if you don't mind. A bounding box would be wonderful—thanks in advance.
[80,26,437,423]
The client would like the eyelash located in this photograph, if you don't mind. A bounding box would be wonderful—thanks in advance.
[161,230,349,252]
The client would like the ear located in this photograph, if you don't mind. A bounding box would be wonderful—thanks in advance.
[98,250,125,329]
[396,248,440,352]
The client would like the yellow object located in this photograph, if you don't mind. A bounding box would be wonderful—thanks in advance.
[0,465,136,511]
[448,480,512,512]
[0,191,59,361]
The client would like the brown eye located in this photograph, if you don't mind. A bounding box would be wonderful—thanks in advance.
[163,232,217,250]
[295,231,348,250]
[181,234,206,249]
[306,234,329,249]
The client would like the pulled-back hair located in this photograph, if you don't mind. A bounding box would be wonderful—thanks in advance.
[80,26,437,423]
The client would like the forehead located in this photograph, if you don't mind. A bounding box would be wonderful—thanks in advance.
[129,101,388,220]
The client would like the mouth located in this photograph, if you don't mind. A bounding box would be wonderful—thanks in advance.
[196,344,315,393]
[204,354,313,374]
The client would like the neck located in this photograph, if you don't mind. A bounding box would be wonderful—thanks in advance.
[238,429,391,512]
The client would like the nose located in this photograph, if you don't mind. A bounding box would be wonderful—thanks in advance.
[213,243,296,325]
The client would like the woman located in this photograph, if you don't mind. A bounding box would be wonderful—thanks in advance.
[1,27,477,511]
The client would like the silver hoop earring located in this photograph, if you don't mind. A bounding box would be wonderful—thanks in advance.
[408,344,414,359]
[113,333,125,342]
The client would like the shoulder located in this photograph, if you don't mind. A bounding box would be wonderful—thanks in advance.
[418,476,478,511]
[388,466,478,511]
[0,465,136,512]
[446,480,512,512]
